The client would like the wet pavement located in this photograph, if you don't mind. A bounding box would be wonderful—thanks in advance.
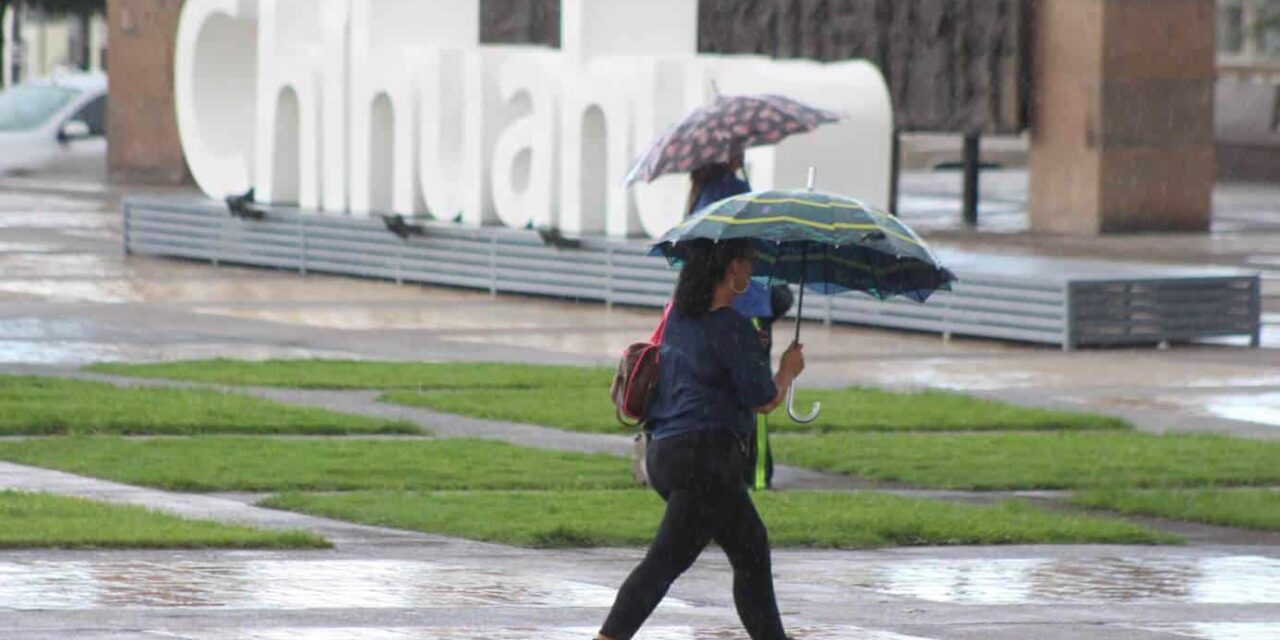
[1123,624,1280,640]
[805,555,1280,605]
[0,558,627,610]
[79,627,939,640]
[2,168,1280,637]
[1,537,1278,639]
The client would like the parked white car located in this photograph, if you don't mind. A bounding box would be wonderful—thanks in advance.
[0,71,108,176]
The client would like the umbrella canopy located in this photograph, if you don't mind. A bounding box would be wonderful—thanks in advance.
[624,94,841,185]
[650,189,955,303]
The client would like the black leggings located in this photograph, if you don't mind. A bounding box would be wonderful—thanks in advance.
[600,430,787,640]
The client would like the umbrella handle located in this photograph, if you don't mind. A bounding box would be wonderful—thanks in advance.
[786,383,821,423]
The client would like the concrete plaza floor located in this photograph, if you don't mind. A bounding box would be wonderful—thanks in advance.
[0,167,1277,638]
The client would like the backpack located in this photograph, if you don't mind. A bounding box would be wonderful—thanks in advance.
[610,303,671,428]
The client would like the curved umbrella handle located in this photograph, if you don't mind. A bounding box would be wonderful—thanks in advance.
[786,383,821,423]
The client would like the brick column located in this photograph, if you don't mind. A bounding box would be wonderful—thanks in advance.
[1028,0,1216,234]
[106,0,190,185]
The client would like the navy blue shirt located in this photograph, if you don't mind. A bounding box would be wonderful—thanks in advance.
[647,307,778,441]
[690,171,752,215]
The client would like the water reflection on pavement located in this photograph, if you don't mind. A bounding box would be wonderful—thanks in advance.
[801,555,1280,605]
[150,625,933,640]
[4,554,1277,612]
[1123,623,1280,640]
[0,559,629,610]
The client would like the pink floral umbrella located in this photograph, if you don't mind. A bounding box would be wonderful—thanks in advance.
[624,94,842,185]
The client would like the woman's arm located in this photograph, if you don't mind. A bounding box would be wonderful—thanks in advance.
[755,342,804,414]
[756,370,797,414]
[713,315,804,414]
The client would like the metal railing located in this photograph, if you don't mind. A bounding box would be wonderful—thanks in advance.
[123,197,1262,350]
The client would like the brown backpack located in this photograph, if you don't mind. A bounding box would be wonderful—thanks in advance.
[610,304,671,427]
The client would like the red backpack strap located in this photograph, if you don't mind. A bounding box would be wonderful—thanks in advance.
[649,302,672,345]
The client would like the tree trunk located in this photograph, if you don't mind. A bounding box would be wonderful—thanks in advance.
[0,0,11,86]
[76,9,89,70]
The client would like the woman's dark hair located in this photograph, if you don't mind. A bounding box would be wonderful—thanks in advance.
[673,238,754,318]
[685,163,731,216]
[685,151,746,216]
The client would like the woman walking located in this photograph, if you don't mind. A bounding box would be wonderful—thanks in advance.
[686,154,792,489]
[596,237,805,640]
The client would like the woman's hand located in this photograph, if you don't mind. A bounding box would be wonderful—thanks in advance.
[779,342,805,380]
[757,342,804,414]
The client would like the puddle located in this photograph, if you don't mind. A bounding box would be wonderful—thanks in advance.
[0,189,113,211]
[0,559,639,610]
[0,279,141,303]
[896,195,1028,234]
[445,330,647,357]
[129,278,456,305]
[896,194,1026,230]
[0,340,125,363]
[0,241,61,253]
[1202,392,1280,427]
[0,318,94,340]
[1246,255,1280,267]
[849,358,1039,391]
[59,226,118,241]
[0,211,116,229]
[0,253,127,278]
[153,625,931,640]
[1117,391,1280,428]
[0,339,357,364]
[190,302,650,332]
[846,355,1280,393]
[810,555,1280,604]
[1124,623,1280,640]
[1200,326,1280,349]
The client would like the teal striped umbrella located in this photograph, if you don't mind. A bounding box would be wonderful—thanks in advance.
[649,173,955,422]
[650,187,955,302]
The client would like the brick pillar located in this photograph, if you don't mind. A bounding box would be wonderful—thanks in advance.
[106,0,190,185]
[1028,0,1216,234]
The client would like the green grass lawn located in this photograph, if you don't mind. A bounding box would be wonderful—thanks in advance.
[774,432,1280,490]
[1070,488,1280,532]
[261,490,1177,548]
[0,436,633,492]
[381,386,1127,434]
[0,375,416,435]
[87,359,613,390]
[0,491,328,549]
